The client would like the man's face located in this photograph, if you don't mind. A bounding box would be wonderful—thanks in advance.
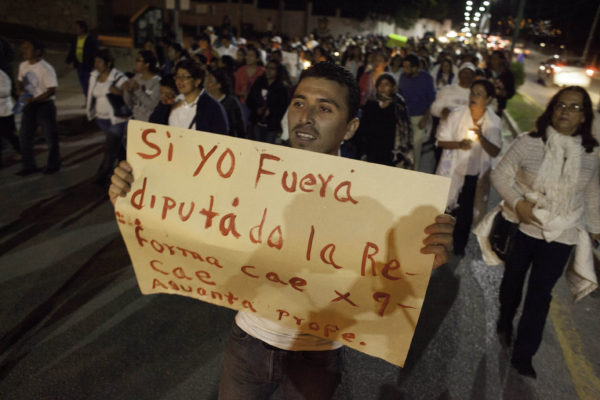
[288,77,358,156]
[458,68,475,88]
[402,61,418,78]
[21,41,37,61]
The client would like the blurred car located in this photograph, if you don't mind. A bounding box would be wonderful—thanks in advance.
[537,57,596,88]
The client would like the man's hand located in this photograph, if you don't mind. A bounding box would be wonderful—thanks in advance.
[418,115,427,130]
[515,199,541,226]
[421,214,455,269]
[459,139,472,150]
[108,160,134,206]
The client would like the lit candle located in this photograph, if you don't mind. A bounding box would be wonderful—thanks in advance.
[466,129,478,141]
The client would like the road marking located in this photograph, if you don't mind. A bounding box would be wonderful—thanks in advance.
[550,297,600,399]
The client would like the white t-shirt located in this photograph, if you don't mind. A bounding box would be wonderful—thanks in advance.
[92,80,112,119]
[235,311,342,351]
[0,69,14,117]
[168,91,201,129]
[17,59,58,100]
[430,84,470,118]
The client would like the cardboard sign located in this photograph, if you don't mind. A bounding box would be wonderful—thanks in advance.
[115,120,450,367]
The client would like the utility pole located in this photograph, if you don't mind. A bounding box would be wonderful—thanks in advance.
[509,0,526,61]
[582,2,600,62]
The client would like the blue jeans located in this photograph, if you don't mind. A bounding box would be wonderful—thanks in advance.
[95,119,126,181]
[19,100,60,171]
[218,322,343,400]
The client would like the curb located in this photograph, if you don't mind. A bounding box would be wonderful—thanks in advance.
[502,109,520,139]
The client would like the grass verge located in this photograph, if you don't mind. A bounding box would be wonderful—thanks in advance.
[506,93,544,133]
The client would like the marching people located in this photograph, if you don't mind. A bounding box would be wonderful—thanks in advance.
[65,20,98,101]
[435,79,502,256]
[353,73,413,168]
[398,54,436,171]
[491,86,599,378]
[204,68,246,138]
[0,67,20,167]
[86,48,129,184]
[246,59,290,143]
[16,37,61,176]
[108,62,455,399]
[122,50,161,122]
[162,59,228,134]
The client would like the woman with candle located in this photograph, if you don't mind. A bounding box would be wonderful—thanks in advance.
[491,86,599,378]
[436,79,502,255]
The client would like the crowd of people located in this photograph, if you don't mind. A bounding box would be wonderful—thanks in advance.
[2,18,599,392]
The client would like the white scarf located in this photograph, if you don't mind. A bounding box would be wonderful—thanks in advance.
[530,125,583,217]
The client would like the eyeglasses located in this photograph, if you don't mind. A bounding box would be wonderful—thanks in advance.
[175,75,193,81]
[554,102,583,113]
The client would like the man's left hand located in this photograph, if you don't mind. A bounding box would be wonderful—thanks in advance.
[421,214,455,269]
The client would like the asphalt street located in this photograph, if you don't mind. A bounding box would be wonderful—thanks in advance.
[0,43,599,399]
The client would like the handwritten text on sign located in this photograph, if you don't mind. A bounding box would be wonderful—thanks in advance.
[115,120,450,367]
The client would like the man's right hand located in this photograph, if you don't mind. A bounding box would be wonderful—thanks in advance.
[109,160,134,206]
[515,199,542,226]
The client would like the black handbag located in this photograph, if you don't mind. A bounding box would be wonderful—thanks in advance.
[489,212,519,261]
[106,75,132,118]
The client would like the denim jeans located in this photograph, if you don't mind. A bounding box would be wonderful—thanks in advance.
[218,322,343,400]
[19,100,60,171]
[95,119,127,181]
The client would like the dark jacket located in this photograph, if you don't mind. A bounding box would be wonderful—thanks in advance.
[484,67,515,114]
[246,75,289,132]
[220,94,246,137]
[148,91,229,135]
[66,35,98,71]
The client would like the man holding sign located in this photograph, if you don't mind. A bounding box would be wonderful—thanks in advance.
[109,62,454,399]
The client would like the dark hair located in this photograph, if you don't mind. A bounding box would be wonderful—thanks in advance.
[23,37,44,57]
[175,59,205,82]
[138,50,158,73]
[471,79,495,98]
[160,74,177,93]
[169,42,186,57]
[530,86,598,153]
[376,73,396,87]
[208,68,232,95]
[95,48,114,69]
[403,54,420,68]
[197,33,210,43]
[298,62,360,121]
[245,45,260,60]
[76,20,88,33]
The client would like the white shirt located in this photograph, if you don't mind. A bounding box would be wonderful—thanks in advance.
[168,91,202,129]
[436,106,502,208]
[215,44,238,59]
[430,84,470,118]
[0,69,14,117]
[92,80,112,119]
[235,312,342,351]
[17,59,58,100]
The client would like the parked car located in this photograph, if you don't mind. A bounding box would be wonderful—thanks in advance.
[537,57,596,88]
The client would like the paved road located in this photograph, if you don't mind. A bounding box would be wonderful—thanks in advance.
[1,44,599,399]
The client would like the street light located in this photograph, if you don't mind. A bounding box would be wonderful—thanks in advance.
[483,1,490,5]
